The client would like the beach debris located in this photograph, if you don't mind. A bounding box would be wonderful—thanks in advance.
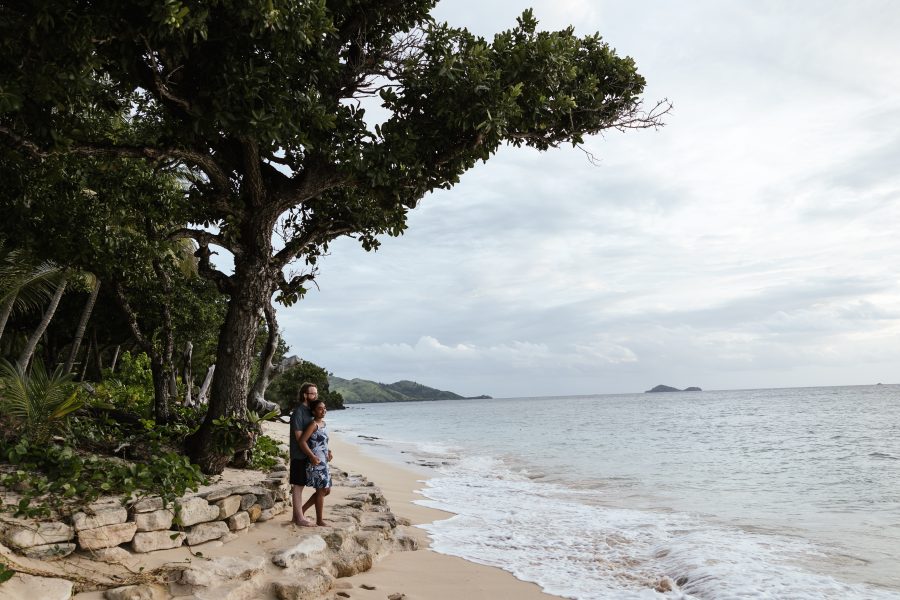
[336,593,351,598]
[360,583,377,590]
[388,594,407,600]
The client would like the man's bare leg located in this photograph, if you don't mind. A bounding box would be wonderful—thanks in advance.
[291,484,314,526]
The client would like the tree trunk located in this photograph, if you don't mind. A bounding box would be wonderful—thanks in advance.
[186,253,274,474]
[150,357,171,425]
[64,277,100,374]
[0,294,14,344]
[110,344,121,372]
[17,273,67,371]
[182,341,194,406]
[247,300,280,415]
[197,364,215,405]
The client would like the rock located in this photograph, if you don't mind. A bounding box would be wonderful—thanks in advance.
[104,584,159,600]
[21,542,76,560]
[0,519,74,549]
[187,579,259,600]
[174,497,220,527]
[353,530,385,553]
[336,593,350,599]
[73,507,129,531]
[332,551,374,577]
[131,530,185,553]
[226,511,250,531]
[684,386,703,392]
[203,488,234,503]
[388,594,407,600]
[360,584,376,590]
[131,497,164,513]
[185,521,230,546]
[0,573,74,600]
[133,508,174,532]
[271,535,328,568]
[394,532,419,551]
[247,504,262,523]
[215,495,242,519]
[256,508,276,522]
[239,494,257,511]
[78,521,138,550]
[360,512,396,533]
[90,546,138,567]
[271,569,334,600]
[170,556,266,593]
[272,501,285,515]
[254,491,275,510]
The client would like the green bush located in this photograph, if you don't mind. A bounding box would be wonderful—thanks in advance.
[0,359,81,444]
[249,434,287,471]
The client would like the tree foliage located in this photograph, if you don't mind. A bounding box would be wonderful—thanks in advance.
[266,359,344,412]
[0,0,666,472]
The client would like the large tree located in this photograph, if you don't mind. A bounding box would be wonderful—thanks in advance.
[0,1,667,473]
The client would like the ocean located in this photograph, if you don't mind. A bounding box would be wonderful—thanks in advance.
[332,384,900,600]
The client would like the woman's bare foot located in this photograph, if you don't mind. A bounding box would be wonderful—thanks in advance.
[289,517,316,527]
[316,520,330,527]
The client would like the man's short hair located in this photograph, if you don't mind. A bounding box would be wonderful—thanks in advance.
[299,382,317,396]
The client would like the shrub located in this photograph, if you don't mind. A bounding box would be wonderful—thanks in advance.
[0,359,81,444]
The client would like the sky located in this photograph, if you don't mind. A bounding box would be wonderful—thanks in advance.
[276,0,900,398]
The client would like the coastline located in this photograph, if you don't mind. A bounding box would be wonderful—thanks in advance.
[327,430,560,599]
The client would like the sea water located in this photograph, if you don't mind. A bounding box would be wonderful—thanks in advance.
[332,385,900,599]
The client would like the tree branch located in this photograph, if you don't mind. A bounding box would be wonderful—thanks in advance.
[195,243,235,295]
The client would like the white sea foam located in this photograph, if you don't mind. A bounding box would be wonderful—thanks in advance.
[415,460,900,600]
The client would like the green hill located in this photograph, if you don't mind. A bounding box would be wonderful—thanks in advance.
[329,376,486,403]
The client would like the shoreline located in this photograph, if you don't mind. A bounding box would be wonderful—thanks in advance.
[328,430,560,599]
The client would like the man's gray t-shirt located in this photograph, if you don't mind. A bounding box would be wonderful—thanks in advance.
[289,404,313,460]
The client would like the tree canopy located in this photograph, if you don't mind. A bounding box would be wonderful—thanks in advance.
[0,0,666,473]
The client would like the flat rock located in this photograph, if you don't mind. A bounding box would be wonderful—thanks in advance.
[21,541,76,560]
[78,522,138,550]
[90,546,139,568]
[131,497,164,513]
[0,519,74,549]
[131,530,185,553]
[239,494,257,511]
[185,521,229,546]
[73,507,129,531]
[0,573,73,600]
[203,488,235,503]
[171,555,267,591]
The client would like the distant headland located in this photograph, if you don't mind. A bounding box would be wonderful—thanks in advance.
[330,375,491,404]
[645,384,703,393]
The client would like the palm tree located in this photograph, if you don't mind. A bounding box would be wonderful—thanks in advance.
[0,358,81,444]
[0,243,65,345]
[17,271,69,371]
[63,274,101,374]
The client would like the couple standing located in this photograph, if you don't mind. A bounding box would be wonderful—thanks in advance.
[289,382,332,527]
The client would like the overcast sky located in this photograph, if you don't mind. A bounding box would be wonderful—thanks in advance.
[276,0,900,398]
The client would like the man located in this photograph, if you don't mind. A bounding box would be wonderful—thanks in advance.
[289,382,317,526]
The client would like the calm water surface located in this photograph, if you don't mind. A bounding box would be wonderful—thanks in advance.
[333,385,900,599]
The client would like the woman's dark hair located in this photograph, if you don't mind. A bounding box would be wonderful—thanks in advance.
[309,399,326,413]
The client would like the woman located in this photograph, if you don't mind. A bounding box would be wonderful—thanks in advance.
[300,399,332,526]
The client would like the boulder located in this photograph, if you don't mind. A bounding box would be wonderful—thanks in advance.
[330,550,373,577]
[168,555,266,596]
[133,508,174,532]
[185,521,229,546]
[131,497,164,513]
[90,546,139,568]
[256,507,276,522]
[226,511,250,531]
[215,495,242,520]
[271,535,328,568]
[73,507,129,531]
[131,530,185,553]
[203,488,234,503]
[174,497,219,527]
[247,504,262,523]
[239,494,257,511]
[271,569,334,600]
[78,522,137,550]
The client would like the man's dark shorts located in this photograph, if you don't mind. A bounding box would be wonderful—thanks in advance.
[290,458,309,486]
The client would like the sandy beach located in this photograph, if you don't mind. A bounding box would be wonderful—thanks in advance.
[304,426,559,600]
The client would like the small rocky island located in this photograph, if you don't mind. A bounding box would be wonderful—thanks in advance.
[645,384,703,393]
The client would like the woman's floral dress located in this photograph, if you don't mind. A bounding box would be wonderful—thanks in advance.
[305,422,331,488]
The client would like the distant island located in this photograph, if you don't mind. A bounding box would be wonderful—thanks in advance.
[645,384,703,393]
[330,375,491,404]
